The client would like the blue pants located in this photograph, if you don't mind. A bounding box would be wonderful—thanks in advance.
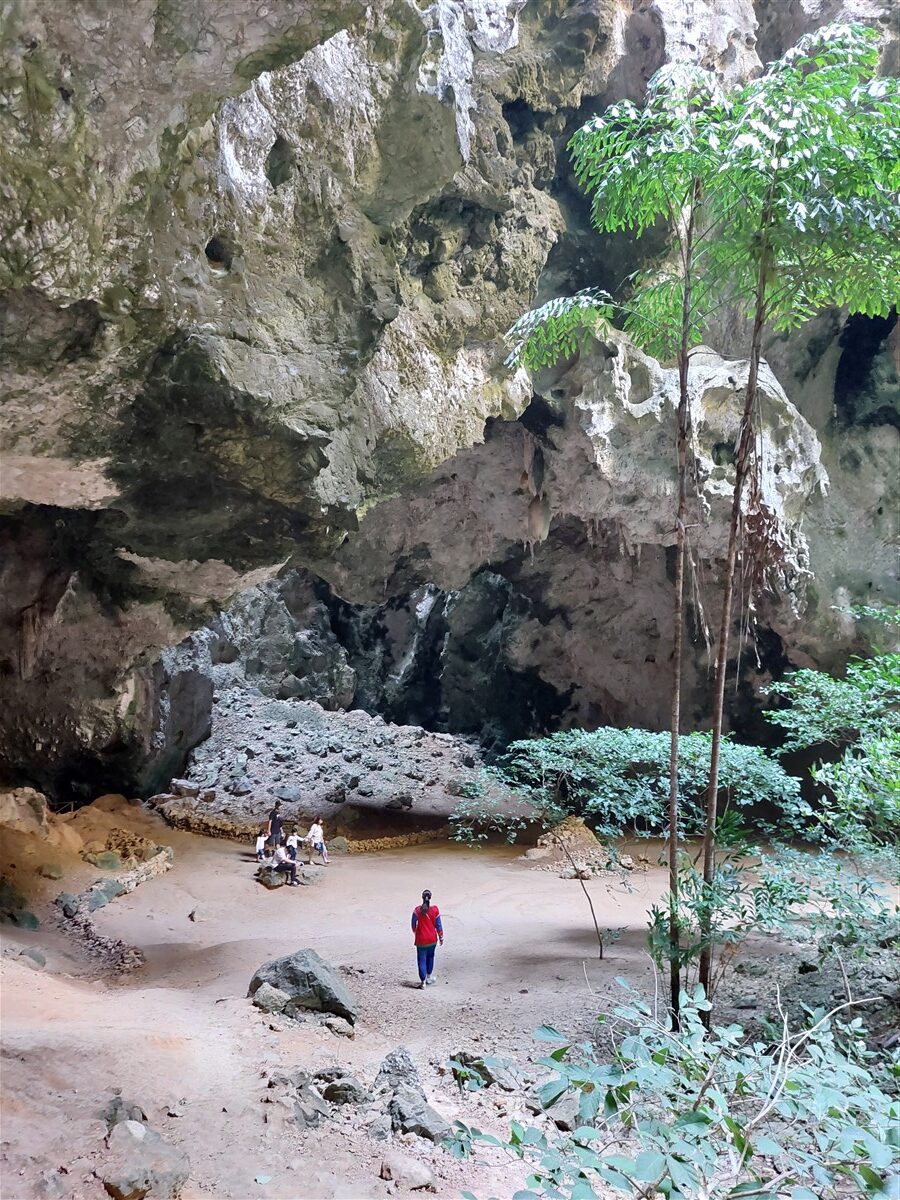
[416,944,436,981]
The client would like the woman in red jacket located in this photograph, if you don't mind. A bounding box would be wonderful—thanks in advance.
[411,889,444,989]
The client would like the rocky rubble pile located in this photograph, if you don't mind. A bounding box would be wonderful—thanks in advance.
[149,687,510,839]
[525,817,648,880]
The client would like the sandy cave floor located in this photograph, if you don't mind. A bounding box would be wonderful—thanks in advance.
[0,807,676,1200]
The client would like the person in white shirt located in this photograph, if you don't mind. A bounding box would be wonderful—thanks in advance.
[305,819,329,866]
[255,831,267,862]
[273,842,298,885]
[285,829,300,861]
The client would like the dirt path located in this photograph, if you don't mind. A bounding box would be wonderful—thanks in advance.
[1,818,668,1200]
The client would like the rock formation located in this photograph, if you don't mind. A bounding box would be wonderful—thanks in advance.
[1,1,896,797]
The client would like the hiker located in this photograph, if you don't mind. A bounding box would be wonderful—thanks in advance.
[267,800,284,845]
[255,830,267,862]
[411,889,443,989]
[272,841,298,886]
[304,818,329,865]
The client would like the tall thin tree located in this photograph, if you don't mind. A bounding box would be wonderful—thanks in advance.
[505,66,726,1022]
[695,23,900,1006]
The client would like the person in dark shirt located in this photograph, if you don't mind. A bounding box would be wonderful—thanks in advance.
[411,889,444,989]
[267,801,284,845]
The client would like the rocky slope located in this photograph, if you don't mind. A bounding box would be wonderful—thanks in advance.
[1,0,897,798]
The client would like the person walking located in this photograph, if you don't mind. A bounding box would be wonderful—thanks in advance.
[411,889,443,989]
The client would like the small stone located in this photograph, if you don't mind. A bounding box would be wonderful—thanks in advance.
[323,1015,354,1039]
[252,983,292,1014]
[18,947,46,969]
[170,779,199,797]
[56,892,80,918]
[380,1150,433,1190]
[187,905,210,923]
[38,863,63,879]
[85,851,123,871]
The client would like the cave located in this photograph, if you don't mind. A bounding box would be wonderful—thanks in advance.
[1,5,898,1195]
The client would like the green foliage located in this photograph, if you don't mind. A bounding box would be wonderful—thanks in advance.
[449,792,537,845]
[505,23,900,371]
[705,24,900,333]
[493,727,799,839]
[504,290,613,371]
[451,987,900,1199]
[765,651,900,852]
[810,734,900,850]
[754,848,899,959]
[765,654,900,751]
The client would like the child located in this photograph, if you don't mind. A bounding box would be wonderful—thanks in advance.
[255,830,267,862]
[285,828,300,861]
[305,818,329,866]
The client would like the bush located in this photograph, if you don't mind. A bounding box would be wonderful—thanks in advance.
[493,728,799,838]
[450,986,900,1199]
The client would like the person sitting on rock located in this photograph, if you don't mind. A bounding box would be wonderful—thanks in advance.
[272,841,298,886]
[285,827,300,862]
[304,818,329,866]
[255,830,267,862]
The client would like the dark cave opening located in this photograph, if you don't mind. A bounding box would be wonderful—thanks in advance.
[833,311,899,429]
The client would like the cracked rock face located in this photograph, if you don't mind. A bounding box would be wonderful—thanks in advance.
[0,0,897,797]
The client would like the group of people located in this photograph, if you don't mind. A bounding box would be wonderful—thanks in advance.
[253,803,445,989]
[254,799,329,887]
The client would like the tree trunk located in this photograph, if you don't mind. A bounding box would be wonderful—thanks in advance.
[697,223,772,1017]
[667,182,700,1027]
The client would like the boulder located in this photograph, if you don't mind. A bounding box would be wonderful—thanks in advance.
[388,1084,450,1142]
[101,1097,149,1131]
[376,1047,422,1093]
[380,1150,433,1190]
[322,1076,367,1104]
[323,1015,354,1039]
[266,1069,329,1128]
[56,892,81,918]
[248,949,359,1025]
[296,865,324,886]
[255,867,286,889]
[34,1171,67,1199]
[329,836,349,855]
[85,851,123,871]
[251,983,291,1014]
[169,780,199,797]
[100,1119,189,1199]
[0,787,50,837]
[86,879,126,911]
[18,947,46,969]
[38,863,63,879]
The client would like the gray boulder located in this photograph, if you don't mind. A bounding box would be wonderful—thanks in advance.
[86,879,126,911]
[100,1119,189,1199]
[375,1046,422,1093]
[322,1076,368,1105]
[255,867,286,889]
[296,865,324,886]
[266,1069,329,1128]
[388,1084,450,1142]
[248,949,358,1025]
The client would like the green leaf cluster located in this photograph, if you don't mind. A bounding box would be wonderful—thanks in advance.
[505,22,900,371]
[493,727,799,838]
[452,987,899,1199]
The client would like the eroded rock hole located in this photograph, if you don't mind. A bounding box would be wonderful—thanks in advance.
[264,135,295,189]
[204,236,234,272]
